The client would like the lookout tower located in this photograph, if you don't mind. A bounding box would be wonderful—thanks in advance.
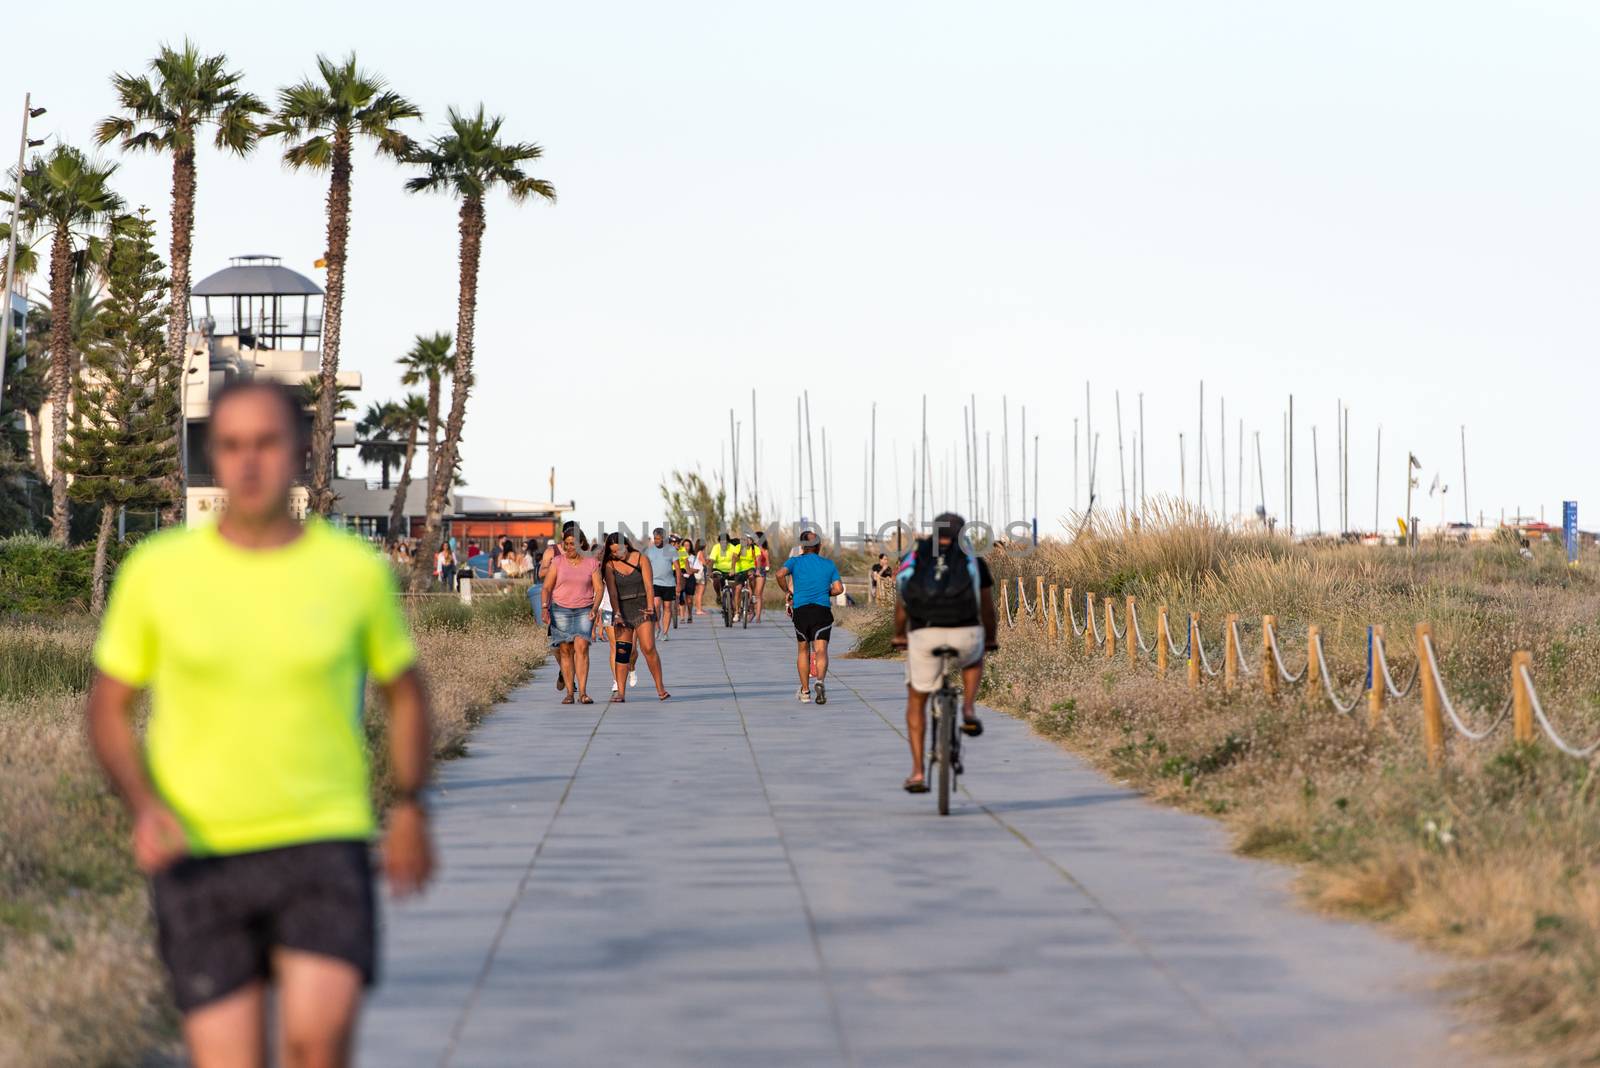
[190,254,323,351]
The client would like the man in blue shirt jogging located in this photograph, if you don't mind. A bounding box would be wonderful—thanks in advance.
[775,529,844,704]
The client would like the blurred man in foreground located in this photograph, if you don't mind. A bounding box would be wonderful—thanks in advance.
[86,379,435,1068]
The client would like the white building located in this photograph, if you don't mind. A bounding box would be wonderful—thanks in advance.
[42,254,572,542]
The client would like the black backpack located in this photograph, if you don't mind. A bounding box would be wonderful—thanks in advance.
[899,538,979,626]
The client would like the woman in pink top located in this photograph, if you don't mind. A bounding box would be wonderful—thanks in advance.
[542,528,603,704]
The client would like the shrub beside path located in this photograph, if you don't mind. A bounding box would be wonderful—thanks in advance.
[359,617,1480,1067]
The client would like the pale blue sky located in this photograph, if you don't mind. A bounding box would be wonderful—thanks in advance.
[10,1,1598,533]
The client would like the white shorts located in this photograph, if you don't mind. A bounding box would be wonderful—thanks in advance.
[905,625,985,693]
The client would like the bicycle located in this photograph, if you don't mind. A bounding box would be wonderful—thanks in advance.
[927,647,963,815]
[739,580,754,629]
[719,576,734,628]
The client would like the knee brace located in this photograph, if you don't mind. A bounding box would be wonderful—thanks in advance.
[614,641,634,664]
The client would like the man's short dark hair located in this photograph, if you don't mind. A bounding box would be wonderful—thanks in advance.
[798,529,821,552]
[209,377,307,447]
[933,512,965,544]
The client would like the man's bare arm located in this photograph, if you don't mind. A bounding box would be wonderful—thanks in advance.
[377,667,434,896]
[85,672,188,872]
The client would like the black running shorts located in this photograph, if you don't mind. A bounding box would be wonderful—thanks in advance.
[151,840,376,1012]
[793,603,834,643]
[654,584,677,604]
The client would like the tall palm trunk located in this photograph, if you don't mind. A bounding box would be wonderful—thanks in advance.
[166,139,197,524]
[423,375,440,493]
[413,195,483,587]
[91,503,115,613]
[387,420,420,546]
[310,127,354,516]
[48,228,73,544]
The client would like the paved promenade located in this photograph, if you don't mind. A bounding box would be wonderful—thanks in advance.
[358,613,1474,1067]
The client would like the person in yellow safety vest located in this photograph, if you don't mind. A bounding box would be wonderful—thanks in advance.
[727,533,761,623]
[707,533,738,618]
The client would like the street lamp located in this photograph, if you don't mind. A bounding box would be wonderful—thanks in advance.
[0,94,45,415]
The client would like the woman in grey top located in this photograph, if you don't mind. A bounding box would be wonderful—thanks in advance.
[598,533,670,702]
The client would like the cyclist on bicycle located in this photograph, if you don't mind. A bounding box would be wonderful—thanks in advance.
[708,532,737,603]
[775,529,843,703]
[729,532,760,621]
[891,512,998,793]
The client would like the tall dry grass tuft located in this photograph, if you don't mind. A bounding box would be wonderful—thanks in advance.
[0,593,548,1066]
[855,523,1600,1063]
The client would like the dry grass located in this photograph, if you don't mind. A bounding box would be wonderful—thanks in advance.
[855,510,1600,1063]
[0,593,547,1067]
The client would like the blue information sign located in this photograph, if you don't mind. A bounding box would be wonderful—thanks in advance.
[1563,500,1579,563]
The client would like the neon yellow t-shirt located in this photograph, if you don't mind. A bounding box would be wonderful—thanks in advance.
[709,543,737,573]
[93,517,417,856]
[734,545,758,572]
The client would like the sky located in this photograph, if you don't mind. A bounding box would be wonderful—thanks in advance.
[9,1,1599,536]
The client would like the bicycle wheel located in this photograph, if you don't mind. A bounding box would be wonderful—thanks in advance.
[722,584,732,628]
[741,587,751,629]
[934,691,955,815]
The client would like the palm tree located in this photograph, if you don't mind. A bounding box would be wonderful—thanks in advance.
[396,331,451,490]
[383,394,428,545]
[96,41,265,518]
[264,54,420,516]
[403,106,554,583]
[0,146,123,542]
[356,400,403,488]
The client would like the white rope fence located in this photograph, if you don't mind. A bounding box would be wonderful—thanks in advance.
[996,575,1600,765]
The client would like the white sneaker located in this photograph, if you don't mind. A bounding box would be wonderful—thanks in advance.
[629,669,638,688]
[797,686,811,703]
[611,679,619,693]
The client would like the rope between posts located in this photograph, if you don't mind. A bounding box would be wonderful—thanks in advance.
[1067,593,1085,636]
[1131,607,1154,655]
[1265,622,1306,684]
[1194,628,1220,677]
[1420,634,1510,742]
[1109,610,1125,640]
[1016,581,1035,620]
[1167,616,1189,658]
[1088,601,1103,645]
[1520,663,1600,758]
[1374,637,1417,699]
[1312,633,1363,715]
[1229,618,1253,676]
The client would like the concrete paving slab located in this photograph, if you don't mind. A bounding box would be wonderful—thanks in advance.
[358,613,1479,1067]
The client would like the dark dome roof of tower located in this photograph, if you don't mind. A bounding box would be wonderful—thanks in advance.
[192,255,322,297]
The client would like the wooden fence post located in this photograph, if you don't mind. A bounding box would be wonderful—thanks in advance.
[1104,599,1117,659]
[1126,596,1138,667]
[1036,576,1046,624]
[1511,650,1534,744]
[1306,624,1322,690]
[1417,622,1444,768]
[1084,592,1096,656]
[1047,585,1059,641]
[1157,606,1169,674]
[1224,613,1239,691]
[1187,613,1201,689]
[1262,615,1277,697]
[1367,624,1385,727]
[1001,583,1011,628]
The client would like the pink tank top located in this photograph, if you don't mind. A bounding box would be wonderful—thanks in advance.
[547,553,599,609]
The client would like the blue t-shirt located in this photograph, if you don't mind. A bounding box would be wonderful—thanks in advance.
[643,543,678,588]
[785,553,841,608]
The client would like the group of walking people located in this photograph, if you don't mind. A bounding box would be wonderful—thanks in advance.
[539,524,689,704]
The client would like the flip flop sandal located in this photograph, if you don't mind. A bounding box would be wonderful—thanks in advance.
[960,718,984,737]
[578,694,594,704]
[561,693,575,705]
[903,777,930,794]
[658,691,672,701]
